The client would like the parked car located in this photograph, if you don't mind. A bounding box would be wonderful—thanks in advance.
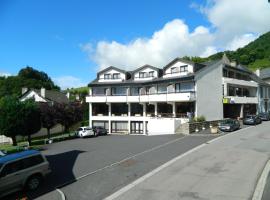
[258,112,270,121]
[93,126,108,136]
[243,115,262,125]
[0,150,51,198]
[218,118,240,132]
[0,150,6,157]
[75,127,97,138]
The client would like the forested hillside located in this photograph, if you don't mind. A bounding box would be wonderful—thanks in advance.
[0,66,60,97]
[185,31,270,71]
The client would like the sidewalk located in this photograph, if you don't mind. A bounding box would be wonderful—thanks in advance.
[106,122,270,200]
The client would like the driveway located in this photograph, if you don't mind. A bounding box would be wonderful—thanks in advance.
[8,133,219,200]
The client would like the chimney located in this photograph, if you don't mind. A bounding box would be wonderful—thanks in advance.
[230,61,237,67]
[22,87,28,94]
[66,92,70,99]
[255,69,261,77]
[41,88,46,98]
[222,53,230,65]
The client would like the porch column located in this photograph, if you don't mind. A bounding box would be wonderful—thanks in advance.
[240,104,244,119]
[154,103,158,116]
[143,121,146,135]
[89,103,92,127]
[172,102,176,117]
[107,103,111,116]
[143,103,146,117]
[128,103,131,117]
[109,120,111,134]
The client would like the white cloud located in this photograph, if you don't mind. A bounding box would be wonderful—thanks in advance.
[83,19,215,70]
[53,76,87,90]
[226,33,258,51]
[82,0,270,70]
[0,72,11,77]
[203,0,270,44]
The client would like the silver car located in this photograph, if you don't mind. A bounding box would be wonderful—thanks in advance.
[0,150,51,198]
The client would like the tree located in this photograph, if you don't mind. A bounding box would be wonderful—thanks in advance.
[40,103,57,139]
[20,99,41,146]
[56,102,83,133]
[0,96,25,146]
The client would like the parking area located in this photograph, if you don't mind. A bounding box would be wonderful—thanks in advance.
[3,133,221,200]
[2,120,263,200]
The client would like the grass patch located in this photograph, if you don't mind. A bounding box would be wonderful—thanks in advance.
[1,132,76,155]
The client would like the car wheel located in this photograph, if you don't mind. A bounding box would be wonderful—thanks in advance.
[25,175,42,191]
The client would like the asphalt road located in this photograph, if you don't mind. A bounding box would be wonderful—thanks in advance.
[109,121,270,200]
[24,134,219,200]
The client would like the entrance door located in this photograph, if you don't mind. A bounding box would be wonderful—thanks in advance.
[131,121,143,134]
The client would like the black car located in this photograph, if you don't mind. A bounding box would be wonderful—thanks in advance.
[93,126,108,136]
[218,119,240,132]
[258,112,270,121]
[243,115,262,125]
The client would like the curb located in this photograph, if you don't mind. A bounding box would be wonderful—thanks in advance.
[252,159,270,200]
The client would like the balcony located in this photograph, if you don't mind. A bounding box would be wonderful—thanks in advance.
[223,96,258,104]
[222,77,258,87]
[86,91,195,103]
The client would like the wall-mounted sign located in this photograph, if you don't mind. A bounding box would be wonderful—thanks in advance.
[223,98,230,104]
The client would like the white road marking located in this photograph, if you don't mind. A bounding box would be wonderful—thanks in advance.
[104,125,255,200]
[55,135,188,189]
[252,159,270,200]
[56,188,66,200]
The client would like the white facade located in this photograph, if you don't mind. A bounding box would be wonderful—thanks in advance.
[134,67,158,81]
[98,68,126,82]
[163,60,193,78]
[87,56,270,135]
[20,90,47,102]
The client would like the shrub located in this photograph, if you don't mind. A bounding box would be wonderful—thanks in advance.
[193,115,206,122]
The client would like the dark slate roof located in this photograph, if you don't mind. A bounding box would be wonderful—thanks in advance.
[163,58,194,71]
[259,68,270,79]
[32,89,69,103]
[88,74,195,87]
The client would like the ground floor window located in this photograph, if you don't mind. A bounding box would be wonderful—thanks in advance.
[92,121,109,130]
[111,121,128,133]
[130,121,144,134]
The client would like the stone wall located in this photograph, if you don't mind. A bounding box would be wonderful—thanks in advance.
[176,120,220,135]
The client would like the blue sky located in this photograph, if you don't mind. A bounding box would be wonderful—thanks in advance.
[0,0,269,89]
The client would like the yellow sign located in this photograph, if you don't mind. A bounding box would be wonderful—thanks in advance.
[223,98,230,104]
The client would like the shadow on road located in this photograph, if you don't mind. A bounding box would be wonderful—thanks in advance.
[2,150,85,200]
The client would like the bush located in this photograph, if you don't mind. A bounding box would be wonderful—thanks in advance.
[193,115,206,122]
[80,120,89,127]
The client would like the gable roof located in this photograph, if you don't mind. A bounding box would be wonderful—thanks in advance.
[259,68,270,79]
[97,66,127,76]
[130,64,162,78]
[21,89,69,104]
[163,58,194,71]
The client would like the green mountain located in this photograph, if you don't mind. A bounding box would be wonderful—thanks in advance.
[0,66,60,97]
[187,31,270,71]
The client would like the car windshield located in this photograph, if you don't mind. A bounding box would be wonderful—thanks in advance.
[77,128,83,131]
[220,120,233,125]
[246,115,254,119]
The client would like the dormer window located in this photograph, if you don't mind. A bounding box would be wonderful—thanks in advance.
[171,67,179,74]
[180,65,188,73]
[149,71,154,77]
[104,74,110,80]
[139,72,146,78]
[113,73,120,79]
